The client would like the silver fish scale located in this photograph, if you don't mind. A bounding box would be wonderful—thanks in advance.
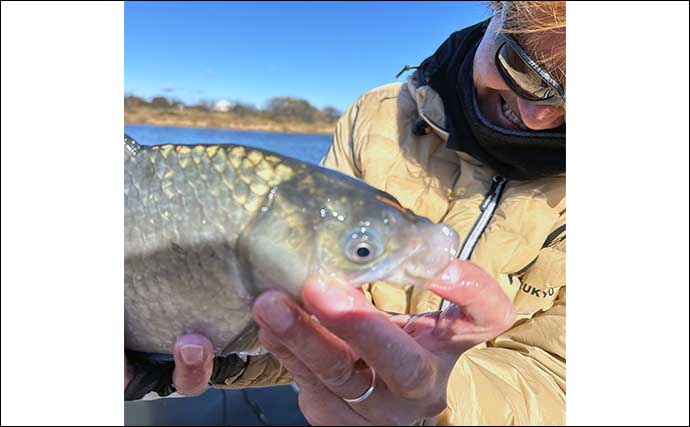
[125,144,295,356]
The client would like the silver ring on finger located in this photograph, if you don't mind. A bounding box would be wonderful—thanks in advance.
[342,365,376,404]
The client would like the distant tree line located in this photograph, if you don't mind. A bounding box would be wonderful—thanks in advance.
[125,95,342,122]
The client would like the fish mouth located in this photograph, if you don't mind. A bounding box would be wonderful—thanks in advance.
[348,223,460,288]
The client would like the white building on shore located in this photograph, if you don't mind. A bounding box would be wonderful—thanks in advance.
[213,100,233,112]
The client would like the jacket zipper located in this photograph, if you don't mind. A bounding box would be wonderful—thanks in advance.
[439,175,507,311]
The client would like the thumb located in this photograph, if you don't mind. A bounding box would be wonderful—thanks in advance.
[172,334,214,396]
[427,260,516,338]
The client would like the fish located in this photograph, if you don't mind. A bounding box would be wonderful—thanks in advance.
[124,134,460,360]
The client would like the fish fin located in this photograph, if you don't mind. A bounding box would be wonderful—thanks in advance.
[124,133,142,158]
[220,321,266,357]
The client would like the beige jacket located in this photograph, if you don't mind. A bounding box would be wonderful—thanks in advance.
[220,79,566,426]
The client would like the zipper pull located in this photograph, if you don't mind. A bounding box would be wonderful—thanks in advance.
[480,176,506,210]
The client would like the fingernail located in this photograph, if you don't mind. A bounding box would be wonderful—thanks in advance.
[315,277,355,313]
[258,294,294,334]
[179,344,205,365]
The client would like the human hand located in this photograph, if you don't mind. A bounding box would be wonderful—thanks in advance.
[252,260,516,425]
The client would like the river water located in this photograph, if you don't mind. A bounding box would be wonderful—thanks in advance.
[125,124,333,165]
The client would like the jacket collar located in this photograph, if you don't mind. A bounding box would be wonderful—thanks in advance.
[405,74,491,167]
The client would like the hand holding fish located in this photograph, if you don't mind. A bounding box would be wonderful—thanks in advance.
[251,259,515,425]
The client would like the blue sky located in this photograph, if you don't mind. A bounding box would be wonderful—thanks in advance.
[125,1,491,111]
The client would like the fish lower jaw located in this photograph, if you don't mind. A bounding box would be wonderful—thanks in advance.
[385,258,454,288]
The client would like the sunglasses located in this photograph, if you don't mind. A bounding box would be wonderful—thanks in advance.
[492,31,565,108]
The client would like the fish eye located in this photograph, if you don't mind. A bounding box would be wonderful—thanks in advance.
[349,241,374,263]
[343,229,381,264]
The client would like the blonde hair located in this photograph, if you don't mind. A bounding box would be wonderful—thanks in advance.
[487,1,566,34]
[487,1,566,83]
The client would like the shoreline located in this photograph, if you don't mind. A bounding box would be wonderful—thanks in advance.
[125,107,336,136]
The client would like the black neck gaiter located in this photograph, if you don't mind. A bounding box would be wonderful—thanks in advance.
[415,20,566,181]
